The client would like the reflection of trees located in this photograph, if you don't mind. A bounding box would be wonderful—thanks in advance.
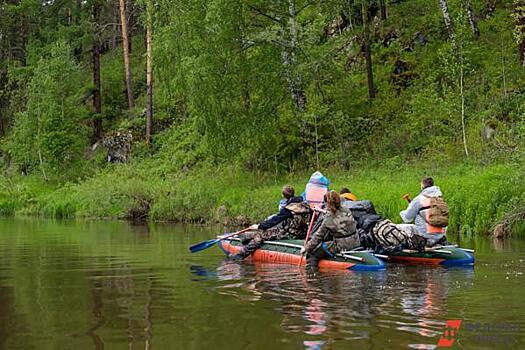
[0,219,198,349]
[144,275,153,350]
[87,262,157,350]
[0,285,29,348]
[86,279,104,349]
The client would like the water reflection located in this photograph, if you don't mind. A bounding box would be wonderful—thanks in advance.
[192,260,475,349]
[0,219,523,349]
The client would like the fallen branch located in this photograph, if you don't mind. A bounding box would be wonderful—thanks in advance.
[492,203,525,239]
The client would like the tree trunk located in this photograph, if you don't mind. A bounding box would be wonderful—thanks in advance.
[145,0,153,143]
[119,0,134,109]
[466,0,480,37]
[67,2,72,26]
[92,3,103,142]
[126,0,133,53]
[514,1,525,65]
[379,0,387,20]
[92,39,102,138]
[76,0,81,23]
[439,0,458,52]
[362,0,375,100]
[19,15,27,66]
[460,52,469,157]
[501,37,507,97]
[237,2,250,111]
[112,0,119,50]
[92,45,103,141]
[282,0,306,111]
[73,0,82,58]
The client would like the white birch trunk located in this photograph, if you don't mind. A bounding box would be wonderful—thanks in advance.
[460,52,469,157]
[145,0,153,143]
[466,0,480,37]
[439,0,458,52]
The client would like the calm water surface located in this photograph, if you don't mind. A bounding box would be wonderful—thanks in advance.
[0,218,523,349]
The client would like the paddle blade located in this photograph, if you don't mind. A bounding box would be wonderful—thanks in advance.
[189,239,219,253]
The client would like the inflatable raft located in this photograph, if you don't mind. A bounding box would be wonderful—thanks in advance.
[379,246,475,266]
[218,238,386,271]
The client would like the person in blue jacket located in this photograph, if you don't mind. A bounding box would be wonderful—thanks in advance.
[233,185,311,259]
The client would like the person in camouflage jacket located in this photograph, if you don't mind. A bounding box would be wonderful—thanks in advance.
[301,191,360,270]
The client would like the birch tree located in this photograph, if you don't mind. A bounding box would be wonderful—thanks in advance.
[439,0,458,53]
[119,0,134,109]
[465,0,479,37]
[513,0,525,65]
[145,0,153,143]
[282,0,306,111]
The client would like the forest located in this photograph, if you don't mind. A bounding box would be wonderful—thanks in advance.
[0,0,524,235]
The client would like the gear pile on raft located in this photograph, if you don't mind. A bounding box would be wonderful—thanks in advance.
[191,171,474,270]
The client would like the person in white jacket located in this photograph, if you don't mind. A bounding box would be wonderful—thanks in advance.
[400,176,447,246]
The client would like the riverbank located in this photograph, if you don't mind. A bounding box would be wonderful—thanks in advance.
[0,159,523,236]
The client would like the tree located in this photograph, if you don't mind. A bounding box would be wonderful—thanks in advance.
[7,42,88,177]
[92,0,103,141]
[379,0,387,21]
[514,0,525,65]
[145,0,153,143]
[282,0,307,111]
[119,0,134,109]
[362,0,375,100]
[465,0,479,37]
[439,0,458,53]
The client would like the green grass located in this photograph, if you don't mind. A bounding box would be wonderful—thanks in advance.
[0,159,523,236]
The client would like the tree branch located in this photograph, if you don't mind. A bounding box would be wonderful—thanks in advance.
[248,5,283,24]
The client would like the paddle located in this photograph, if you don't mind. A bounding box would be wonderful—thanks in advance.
[298,211,318,266]
[189,227,253,253]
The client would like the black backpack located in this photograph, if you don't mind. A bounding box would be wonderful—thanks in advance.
[342,200,377,221]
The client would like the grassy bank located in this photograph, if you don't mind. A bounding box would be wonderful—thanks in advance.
[0,159,523,236]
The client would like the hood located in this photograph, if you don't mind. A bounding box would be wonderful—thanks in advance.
[421,186,442,197]
[308,171,330,186]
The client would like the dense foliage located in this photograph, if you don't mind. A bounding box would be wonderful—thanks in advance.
[0,0,524,231]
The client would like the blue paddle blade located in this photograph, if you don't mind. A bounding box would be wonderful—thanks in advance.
[189,238,219,253]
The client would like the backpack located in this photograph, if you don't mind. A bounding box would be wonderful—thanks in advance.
[343,200,377,221]
[285,202,311,215]
[371,219,413,247]
[421,196,449,227]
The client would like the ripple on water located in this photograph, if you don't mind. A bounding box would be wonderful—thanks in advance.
[1,220,524,349]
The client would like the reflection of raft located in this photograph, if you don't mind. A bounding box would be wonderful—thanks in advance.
[381,246,475,266]
[218,239,386,271]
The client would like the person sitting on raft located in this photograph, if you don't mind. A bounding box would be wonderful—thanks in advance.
[233,185,311,260]
[301,171,330,209]
[340,187,357,205]
[300,191,360,270]
[400,176,448,247]
[337,198,427,252]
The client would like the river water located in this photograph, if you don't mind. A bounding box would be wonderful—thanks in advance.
[0,218,523,349]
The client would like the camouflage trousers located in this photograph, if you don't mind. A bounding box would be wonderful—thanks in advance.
[235,214,309,259]
[237,227,289,259]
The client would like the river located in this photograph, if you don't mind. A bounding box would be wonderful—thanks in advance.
[0,218,523,349]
